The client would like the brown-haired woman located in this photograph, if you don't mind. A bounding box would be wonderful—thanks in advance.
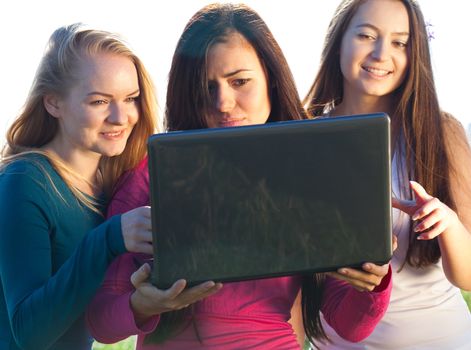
[0,23,157,350]
[304,0,471,348]
[87,3,392,349]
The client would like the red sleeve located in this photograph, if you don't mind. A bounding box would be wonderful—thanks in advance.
[321,265,392,342]
[107,156,150,217]
[86,253,159,343]
[87,156,158,342]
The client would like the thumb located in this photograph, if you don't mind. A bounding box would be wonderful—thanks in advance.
[130,263,151,288]
[410,181,433,202]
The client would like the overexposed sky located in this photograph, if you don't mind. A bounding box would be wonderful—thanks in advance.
[0,1,469,142]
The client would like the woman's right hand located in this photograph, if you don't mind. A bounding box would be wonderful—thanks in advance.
[120,206,153,254]
[129,263,222,325]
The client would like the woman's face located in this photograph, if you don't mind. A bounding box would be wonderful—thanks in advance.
[206,32,271,128]
[339,0,410,99]
[49,53,140,158]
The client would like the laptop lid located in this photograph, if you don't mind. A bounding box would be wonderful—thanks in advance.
[148,113,392,289]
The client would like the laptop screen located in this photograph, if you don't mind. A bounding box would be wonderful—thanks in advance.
[148,113,392,289]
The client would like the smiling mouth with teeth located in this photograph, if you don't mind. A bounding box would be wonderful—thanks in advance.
[362,66,391,77]
[102,130,124,137]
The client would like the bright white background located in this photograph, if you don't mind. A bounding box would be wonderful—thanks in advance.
[0,1,469,143]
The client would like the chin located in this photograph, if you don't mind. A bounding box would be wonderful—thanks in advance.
[101,146,127,157]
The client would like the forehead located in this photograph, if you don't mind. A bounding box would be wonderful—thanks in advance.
[206,32,262,74]
[73,53,139,92]
[349,0,409,32]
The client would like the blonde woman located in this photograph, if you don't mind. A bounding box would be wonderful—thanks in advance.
[0,23,157,350]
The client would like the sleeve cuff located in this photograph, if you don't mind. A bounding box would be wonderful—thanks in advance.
[106,215,126,257]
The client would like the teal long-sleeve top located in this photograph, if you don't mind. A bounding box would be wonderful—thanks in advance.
[0,154,127,350]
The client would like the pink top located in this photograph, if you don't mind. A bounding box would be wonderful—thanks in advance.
[87,156,392,349]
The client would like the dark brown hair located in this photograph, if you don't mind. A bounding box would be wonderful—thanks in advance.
[146,2,331,346]
[165,2,306,131]
[304,0,452,268]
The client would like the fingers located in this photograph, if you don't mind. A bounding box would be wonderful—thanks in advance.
[159,280,222,311]
[132,230,153,254]
[392,234,398,251]
[164,279,188,300]
[131,263,151,288]
[327,271,376,292]
[121,206,153,253]
[175,281,223,307]
[329,264,385,292]
[411,197,441,221]
[409,181,433,202]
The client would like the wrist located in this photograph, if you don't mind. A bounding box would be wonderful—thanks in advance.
[130,291,155,326]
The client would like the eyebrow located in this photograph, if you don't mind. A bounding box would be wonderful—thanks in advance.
[222,69,253,78]
[356,23,409,36]
[86,89,140,97]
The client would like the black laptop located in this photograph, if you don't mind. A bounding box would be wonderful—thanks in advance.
[147,113,392,289]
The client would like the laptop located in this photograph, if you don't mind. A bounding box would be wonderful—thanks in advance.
[147,113,392,289]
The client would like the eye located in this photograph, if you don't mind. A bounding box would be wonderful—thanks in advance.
[232,78,250,87]
[393,40,408,49]
[125,96,140,103]
[90,99,108,106]
[358,33,376,41]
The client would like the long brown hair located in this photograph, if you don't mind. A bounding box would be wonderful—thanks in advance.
[146,2,330,346]
[2,23,157,205]
[304,0,451,267]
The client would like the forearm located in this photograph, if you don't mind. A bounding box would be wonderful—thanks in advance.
[321,267,392,342]
[87,253,159,343]
[439,220,471,290]
[5,217,124,349]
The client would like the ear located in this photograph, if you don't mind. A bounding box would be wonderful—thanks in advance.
[43,94,62,119]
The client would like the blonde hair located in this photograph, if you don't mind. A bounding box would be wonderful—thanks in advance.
[2,23,158,210]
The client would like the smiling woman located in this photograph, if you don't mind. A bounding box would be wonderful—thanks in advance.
[0,23,157,350]
[303,0,471,348]
[0,1,469,141]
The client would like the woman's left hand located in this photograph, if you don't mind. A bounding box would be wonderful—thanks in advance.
[327,261,390,292]
[392,181,459,240]
[328,235,397,292]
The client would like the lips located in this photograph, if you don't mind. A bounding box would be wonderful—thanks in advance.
[362,65,392,77]
[218,117,246,127]
[101,129,125,138]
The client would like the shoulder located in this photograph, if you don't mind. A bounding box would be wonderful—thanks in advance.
[441,112,469,143]
[115,156,149,190]
[0,153,55,188]
[107,156,150,216]
[440,113,471,161]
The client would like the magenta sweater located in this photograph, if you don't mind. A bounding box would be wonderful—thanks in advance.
[86,156,392,349]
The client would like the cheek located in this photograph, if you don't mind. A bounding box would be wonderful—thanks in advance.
[127,104,141,127]
[252,87,271,121]
[397,54,409,78]
[339,43,355,78]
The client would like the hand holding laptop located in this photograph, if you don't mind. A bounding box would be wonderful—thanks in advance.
[129,262,222,325]
[328,228,398,292]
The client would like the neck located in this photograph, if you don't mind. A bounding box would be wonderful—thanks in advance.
[332,92,396,117]
[42,141,102,196]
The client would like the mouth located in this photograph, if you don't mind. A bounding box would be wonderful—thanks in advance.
[218,117,246,127]
[362,65,392,77]
[101,129,126,139]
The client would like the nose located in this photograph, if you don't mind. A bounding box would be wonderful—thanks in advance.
[107,102,127,125]
[214,85,235,113]
[371,39,389,61]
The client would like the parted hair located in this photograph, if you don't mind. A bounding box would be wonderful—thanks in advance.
[2,23,157,204]
[304,0,452,268]
[148,3,331,347]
